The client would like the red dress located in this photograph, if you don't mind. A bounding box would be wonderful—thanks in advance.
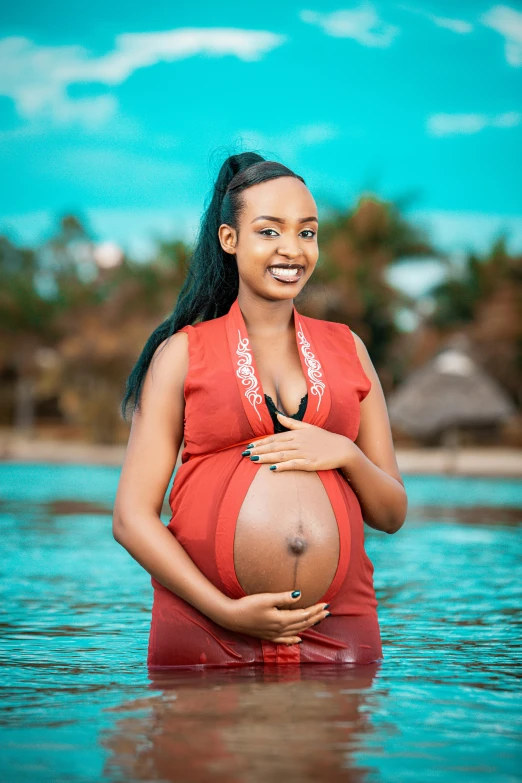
[147,296,383,668]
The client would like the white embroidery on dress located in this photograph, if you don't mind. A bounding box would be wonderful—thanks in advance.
[236,329,263,420]
[297,321,325,411]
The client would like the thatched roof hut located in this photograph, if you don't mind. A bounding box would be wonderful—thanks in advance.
[388,336,516,440]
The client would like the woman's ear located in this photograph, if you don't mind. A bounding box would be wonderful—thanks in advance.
[218,223,237,255]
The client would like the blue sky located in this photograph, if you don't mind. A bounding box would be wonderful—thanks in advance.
[0,1,521,295]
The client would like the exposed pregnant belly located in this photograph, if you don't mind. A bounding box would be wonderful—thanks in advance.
[233,464,340,607]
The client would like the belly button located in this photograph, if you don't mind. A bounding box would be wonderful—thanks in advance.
[287,535,308,556]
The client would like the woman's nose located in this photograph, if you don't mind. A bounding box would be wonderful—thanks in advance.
[276,246,302,259]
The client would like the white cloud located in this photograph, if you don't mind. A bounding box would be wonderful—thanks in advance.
[300,3,399,47]
[428,15,473,34]
[235,123,340,165]
[491,111,522,128]
[47,147,193,194]
[480,4,522,66]
[428,114,489,136]
[51,95,118,128]
[398,4,473,34]
[0,28,287,127]
[407,209,522,255]
[294,123,340,145]
[427,111,521,137]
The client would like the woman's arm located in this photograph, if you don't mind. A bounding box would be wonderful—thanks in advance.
[112,332,232,623]
[337,332,408,534]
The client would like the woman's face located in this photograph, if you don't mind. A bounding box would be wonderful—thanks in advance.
[219,176,319,301]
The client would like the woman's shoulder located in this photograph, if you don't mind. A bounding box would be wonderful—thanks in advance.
[302,313,372,371]
[177,312,228,337]
[150,331,189,380]
[301,312,362,343]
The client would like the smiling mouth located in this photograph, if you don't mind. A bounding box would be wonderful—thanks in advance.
[267,264,304,284]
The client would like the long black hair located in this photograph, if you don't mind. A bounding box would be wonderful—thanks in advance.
[121,151,306,420]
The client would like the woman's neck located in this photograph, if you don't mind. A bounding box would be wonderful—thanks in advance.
[237,290,295,337]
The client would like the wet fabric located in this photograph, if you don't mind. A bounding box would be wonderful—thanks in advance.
[148,295,383,668]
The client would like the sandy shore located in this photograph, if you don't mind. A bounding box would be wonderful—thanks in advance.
[1,432,521,477]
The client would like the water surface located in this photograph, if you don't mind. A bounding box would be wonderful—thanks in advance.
[0,464,520,782]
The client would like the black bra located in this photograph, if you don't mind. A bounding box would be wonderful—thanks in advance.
[264,393,308,433]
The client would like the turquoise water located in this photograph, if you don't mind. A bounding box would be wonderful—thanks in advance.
[0,463,520,782]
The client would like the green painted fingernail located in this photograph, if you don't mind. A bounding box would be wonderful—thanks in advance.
[291,590,300,598]
[269,465,277,470]
[247,443,254,448]
[250,455,259,461]
[241,450,251,456]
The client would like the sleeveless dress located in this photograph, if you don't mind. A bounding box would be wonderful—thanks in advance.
[147,296,383,668]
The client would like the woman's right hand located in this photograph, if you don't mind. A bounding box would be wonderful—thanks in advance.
[216,591,330,645]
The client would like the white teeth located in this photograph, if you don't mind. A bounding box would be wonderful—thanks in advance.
[269,267,300,277]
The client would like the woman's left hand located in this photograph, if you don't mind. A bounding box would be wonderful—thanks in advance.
[243,413,355,472]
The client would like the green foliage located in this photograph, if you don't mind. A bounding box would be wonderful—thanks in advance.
[0,185,520,441]
[429,237,520,328]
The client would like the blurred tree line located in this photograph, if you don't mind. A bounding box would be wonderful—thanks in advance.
[0,198,520,444]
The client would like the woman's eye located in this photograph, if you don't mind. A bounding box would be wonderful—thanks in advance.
[259,229,316,238]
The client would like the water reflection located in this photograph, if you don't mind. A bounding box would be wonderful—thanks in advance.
[103,664,380,782]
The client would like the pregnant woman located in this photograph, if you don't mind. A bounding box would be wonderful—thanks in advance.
[113,152,408,667]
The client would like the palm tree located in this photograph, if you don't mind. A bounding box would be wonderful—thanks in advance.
[425,237,522,406]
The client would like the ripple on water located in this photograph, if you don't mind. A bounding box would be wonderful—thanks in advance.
[0,464,520,782]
